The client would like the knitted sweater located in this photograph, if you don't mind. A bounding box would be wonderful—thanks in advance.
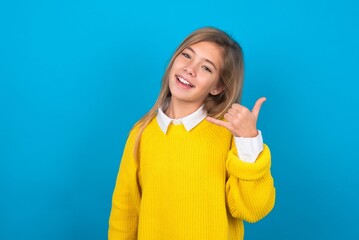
[108,117,275,240]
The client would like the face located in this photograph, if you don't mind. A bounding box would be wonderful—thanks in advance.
[168,41,224,108]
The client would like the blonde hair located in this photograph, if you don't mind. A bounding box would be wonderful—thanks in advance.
[133,27,244,160]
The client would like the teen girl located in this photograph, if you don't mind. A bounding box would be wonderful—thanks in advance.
[108,27,275,240]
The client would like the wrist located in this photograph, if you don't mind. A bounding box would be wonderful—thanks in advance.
[237,130,258,138]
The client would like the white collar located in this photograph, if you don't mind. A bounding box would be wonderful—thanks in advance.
[156,105,207,134]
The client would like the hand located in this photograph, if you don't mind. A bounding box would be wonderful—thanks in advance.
[206,97,266,138]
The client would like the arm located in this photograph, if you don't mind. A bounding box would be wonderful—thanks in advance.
[226,141,275,222]
[207,97,275,222]
[108,128,141,240]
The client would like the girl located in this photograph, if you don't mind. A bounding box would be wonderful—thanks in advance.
[108,27,275,240]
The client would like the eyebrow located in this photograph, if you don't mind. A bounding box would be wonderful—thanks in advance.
[186,46,218,71]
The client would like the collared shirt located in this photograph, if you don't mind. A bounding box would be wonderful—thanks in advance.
[156,106,263,163]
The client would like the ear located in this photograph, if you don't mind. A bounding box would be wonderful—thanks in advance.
[210,83,225,96]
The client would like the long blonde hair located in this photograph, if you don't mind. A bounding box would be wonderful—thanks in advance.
[133,27,244,160]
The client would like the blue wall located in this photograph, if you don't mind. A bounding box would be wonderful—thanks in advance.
[1,0,358,239]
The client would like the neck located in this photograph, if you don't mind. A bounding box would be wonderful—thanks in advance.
[165,99,203,119]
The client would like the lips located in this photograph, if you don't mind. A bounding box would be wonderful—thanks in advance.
[176,75,194,88]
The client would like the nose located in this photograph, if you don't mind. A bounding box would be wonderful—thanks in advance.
[183,62,196,77]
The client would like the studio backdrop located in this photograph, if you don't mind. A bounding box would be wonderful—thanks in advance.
[0,0,358,239]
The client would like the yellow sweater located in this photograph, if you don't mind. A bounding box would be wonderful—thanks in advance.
[108,117,275,240]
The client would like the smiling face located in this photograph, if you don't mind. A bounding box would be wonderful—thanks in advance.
[168,41,224,110]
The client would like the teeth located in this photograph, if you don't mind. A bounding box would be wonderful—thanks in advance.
[178,76,192,86]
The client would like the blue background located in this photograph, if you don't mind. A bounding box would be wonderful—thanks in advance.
[1,0,358,239]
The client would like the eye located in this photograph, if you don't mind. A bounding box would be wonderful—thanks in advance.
[202,65,212,73]
[181,52,191,59]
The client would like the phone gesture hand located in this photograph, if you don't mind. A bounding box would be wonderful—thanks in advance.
[207,97,266,138]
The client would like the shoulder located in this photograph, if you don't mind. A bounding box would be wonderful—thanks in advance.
[128,117,159,140]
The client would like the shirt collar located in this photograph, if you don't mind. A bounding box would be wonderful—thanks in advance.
[156,105,207,134]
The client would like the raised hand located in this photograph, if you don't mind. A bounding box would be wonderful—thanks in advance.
[206,97,266,138]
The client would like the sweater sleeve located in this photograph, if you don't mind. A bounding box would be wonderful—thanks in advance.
[108,127,141,240]
[225,138,276,223]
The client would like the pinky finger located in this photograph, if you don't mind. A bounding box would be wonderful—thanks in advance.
[206,117,230,128]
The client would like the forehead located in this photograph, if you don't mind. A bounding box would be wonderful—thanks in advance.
[186,41,224,68]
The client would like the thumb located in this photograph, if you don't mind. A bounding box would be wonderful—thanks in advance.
[252,97,266,118]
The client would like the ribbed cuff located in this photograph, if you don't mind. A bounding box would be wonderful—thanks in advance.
[226,144,271,180]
